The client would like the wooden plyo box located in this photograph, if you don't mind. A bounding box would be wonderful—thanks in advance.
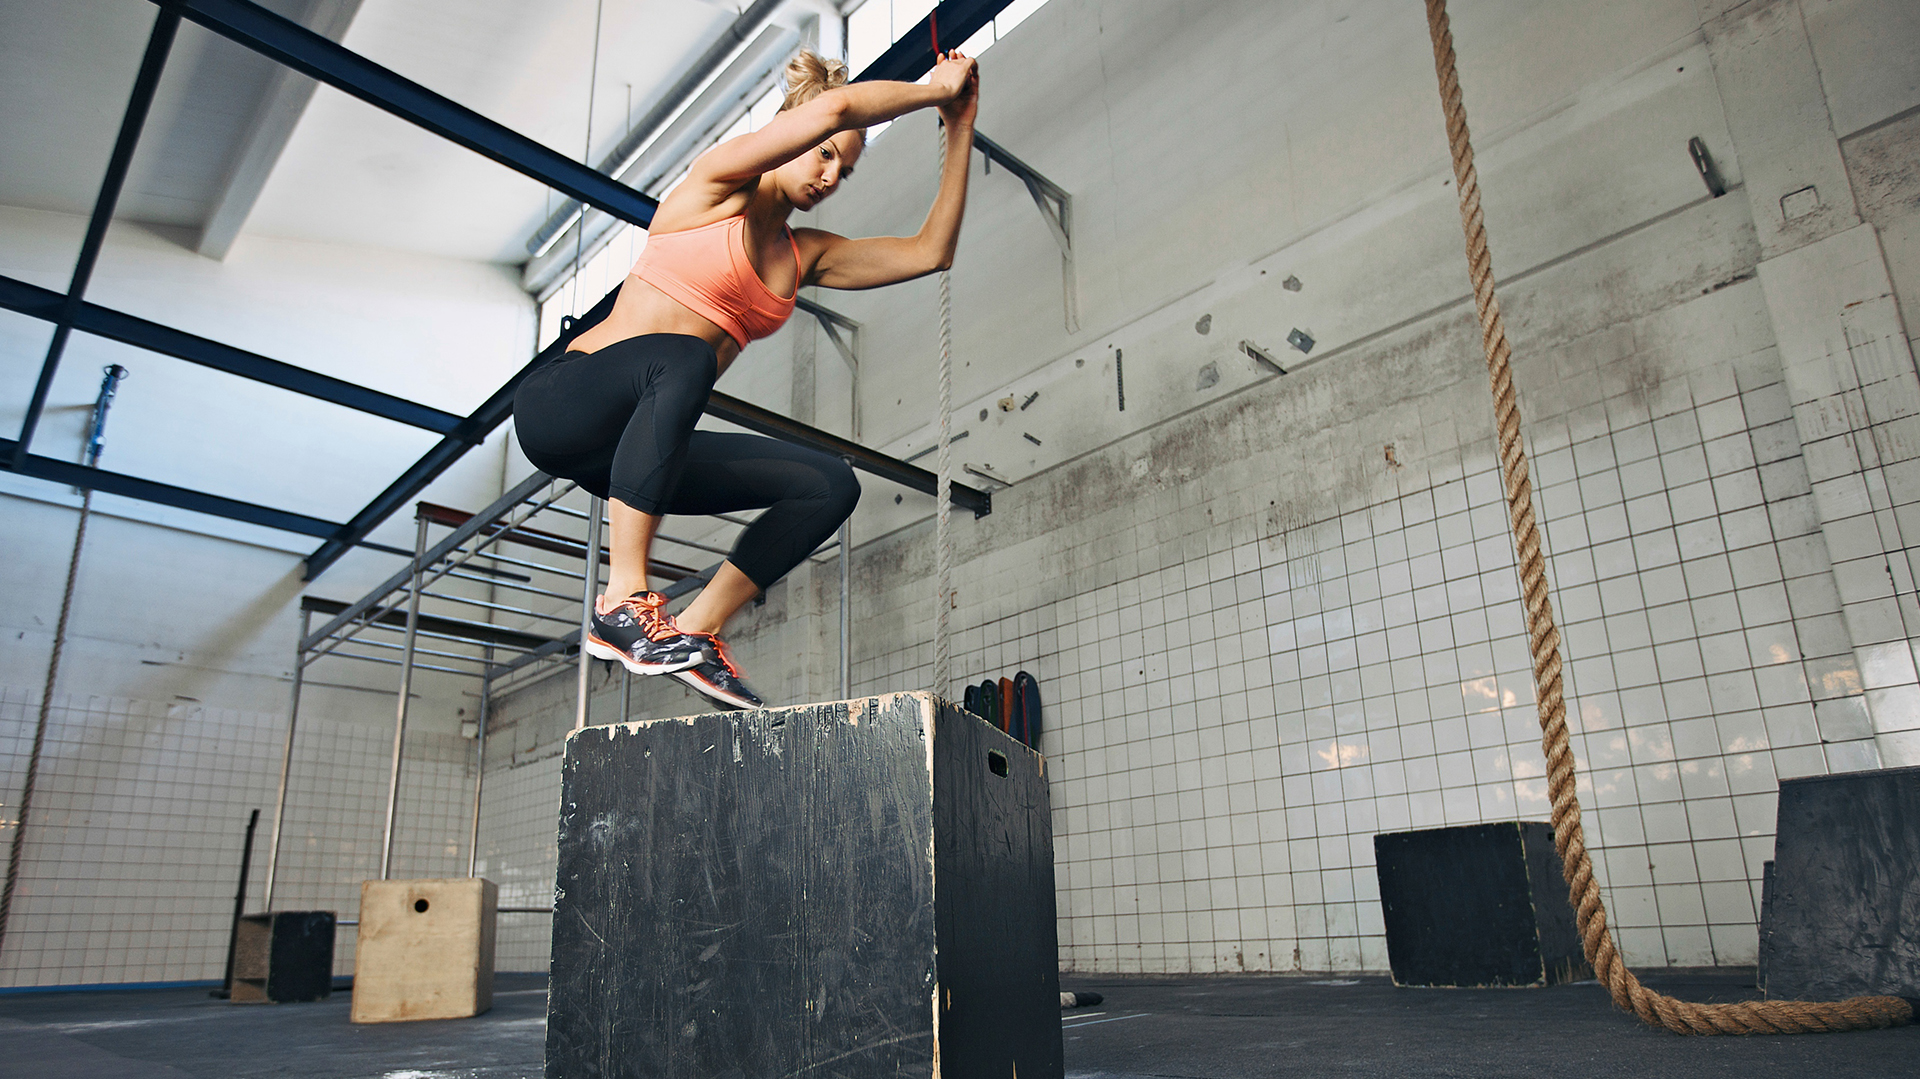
[1760,765,1920,999]
[351,877,498,1023]
[1374,822,1589,988]
[547,692,1062,1079]
[231,910,334,1003]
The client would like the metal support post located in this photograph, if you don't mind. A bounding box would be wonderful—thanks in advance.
[379,515,430,880]
[973,131,1076,333]
[575,497,604,732]
[466,646,492,879]
[262,606,309,910]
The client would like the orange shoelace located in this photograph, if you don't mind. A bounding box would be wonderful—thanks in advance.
[612,591,684,643]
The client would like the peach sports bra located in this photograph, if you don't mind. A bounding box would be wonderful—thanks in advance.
[629,215,798,350]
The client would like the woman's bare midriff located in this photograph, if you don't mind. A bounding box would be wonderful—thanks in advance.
[566,275,745,375]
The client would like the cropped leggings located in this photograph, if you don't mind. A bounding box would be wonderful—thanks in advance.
[512,334,859,589]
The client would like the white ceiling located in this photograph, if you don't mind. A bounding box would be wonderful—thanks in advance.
[0,0,780,265]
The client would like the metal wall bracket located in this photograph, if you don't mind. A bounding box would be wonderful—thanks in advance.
[797,295,862,439]
[973,131,1078,333]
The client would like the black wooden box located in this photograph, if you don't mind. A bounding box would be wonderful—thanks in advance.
[546,692,1062,1079]
[231,910,334,1003]
[1760,764,1920,999]
[1373,822,1588,987]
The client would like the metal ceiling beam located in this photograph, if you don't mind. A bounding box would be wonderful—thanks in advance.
[853,0,1011,84]
[154,0,658,229]
[705,390,990,517]
[0,274,463,435]
[0,437,341,539]
[196,0,367,260]
[13,9,180,471]
[301,286,627,579]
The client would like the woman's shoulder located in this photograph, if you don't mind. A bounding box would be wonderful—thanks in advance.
[647,179,755,235]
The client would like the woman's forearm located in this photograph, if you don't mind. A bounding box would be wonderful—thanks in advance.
[827,80,952,129]
[918,120,975,270]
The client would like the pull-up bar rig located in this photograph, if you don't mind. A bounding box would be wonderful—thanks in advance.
[263,469,864,912]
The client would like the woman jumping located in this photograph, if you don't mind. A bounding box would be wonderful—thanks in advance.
[514,49,980,710]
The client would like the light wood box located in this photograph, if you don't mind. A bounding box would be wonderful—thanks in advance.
[351,877,497,1023]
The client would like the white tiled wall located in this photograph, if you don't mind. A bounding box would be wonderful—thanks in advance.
[0,687,475,986]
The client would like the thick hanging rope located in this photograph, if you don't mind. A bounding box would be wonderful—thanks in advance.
[0,490,92,956]
[930,17,955,698]
[933,201,956,696]
[1424,0,1909,1034]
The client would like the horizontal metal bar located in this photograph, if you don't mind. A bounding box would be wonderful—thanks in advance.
[0,437,340,537]
[334,635,493,667]
[302,584,557,654]
[497,907,555,914]
[704,391,990,517]
[437,568,576,603]
[318,650,483,678]
[0,274,464,434]
[417,588,578,625]
[443,547,585,581]
[301,472,562,648]
[159,0,656,229]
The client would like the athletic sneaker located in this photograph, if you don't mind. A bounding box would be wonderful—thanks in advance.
[673,635,764,711]
[583,591,711,675]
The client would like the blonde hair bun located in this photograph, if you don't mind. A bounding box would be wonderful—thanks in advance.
[780,49,850,112]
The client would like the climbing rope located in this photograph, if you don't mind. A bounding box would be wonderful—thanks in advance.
[0,489,92,957]
[1423,0,1909,1034]
[929,17,956,699]
[933,211,956,696]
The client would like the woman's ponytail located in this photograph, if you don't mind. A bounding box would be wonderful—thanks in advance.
[779,49,849,112]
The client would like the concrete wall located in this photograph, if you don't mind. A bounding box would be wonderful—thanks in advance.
[481,0,1920,976]
[0,207,535,986]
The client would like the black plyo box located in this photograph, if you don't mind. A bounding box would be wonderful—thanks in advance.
[546,692,1062,1079]
[1373,822,1588,988]
[231,910,334,1003]
[1760,764,1920,999]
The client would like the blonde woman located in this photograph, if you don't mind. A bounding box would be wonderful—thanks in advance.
[514,49,980,709]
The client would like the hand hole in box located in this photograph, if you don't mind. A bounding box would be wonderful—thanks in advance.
[414,898,429,913]
[988,750,1009,777]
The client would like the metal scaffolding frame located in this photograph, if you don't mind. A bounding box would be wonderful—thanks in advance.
[260,469,858,911]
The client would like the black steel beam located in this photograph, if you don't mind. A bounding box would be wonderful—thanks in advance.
[302,285,627,579]
[155,0,657,229]
[853,0,1012,83]
[300,595,555,653]
[0,274,463,435]
[14,9,180,469]
[704,391,991,517]
[0,438,341,538]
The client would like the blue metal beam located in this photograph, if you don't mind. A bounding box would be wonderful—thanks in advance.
[0,438,341,539]
[155,0,657,229]
[13,9,180,470]
[853,0,1013,83]
[0,274,463,435]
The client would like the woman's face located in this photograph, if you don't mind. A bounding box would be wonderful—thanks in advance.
[776,129,864,210]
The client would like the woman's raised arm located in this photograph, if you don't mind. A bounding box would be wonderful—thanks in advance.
[691,56,977,187]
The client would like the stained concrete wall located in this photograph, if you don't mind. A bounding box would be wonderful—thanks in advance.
[497,0,1920,975]
[0,207,536,986]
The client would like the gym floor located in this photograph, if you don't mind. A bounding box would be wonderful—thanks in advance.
[2,970,1912,1079]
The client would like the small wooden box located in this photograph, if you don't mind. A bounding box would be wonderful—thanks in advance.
[1374,822,1588,988]
[232,910,334,1003]
[351,877,497,1023]
[547,692,1062,1079]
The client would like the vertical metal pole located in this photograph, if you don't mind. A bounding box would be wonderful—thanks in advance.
[620,670,631,724]
[261,607,310,910]
[575,497,603,732]
[838,515,851,700]
[380,516,430,880]
[466,646,492,879]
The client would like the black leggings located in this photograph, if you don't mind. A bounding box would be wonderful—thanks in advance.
[512,334,859,589]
